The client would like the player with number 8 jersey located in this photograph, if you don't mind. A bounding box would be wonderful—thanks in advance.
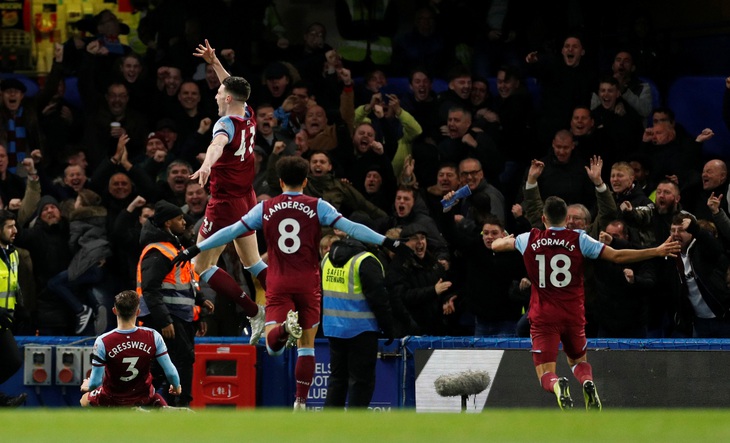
[174,156,408,409]
[261,193,323,294]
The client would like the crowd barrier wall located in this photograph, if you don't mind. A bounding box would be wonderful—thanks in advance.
[2,336,729,409]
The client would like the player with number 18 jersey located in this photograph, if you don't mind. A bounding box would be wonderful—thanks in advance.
[515,227,604,326]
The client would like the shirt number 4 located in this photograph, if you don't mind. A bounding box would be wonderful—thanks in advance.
[234,126,256,160]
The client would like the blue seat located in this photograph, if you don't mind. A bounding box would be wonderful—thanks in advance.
[62,76,83,110]
[0,73,39,97]
[355,76,449,96]
[666,76,730,159]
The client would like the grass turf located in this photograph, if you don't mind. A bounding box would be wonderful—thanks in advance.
[3,409,730,442]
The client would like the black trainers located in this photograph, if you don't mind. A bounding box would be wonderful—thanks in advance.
[553,377,573,410]
[75,305,93,335]
[583,380,602,411]
[0,392,27,407]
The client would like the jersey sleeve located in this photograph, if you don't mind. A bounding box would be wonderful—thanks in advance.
[578,231,605,259]
[333,217,386,245]
[316,198,344,226]
[318,199,387,245]
[240,201,264,231]
[92,336,106,365]
[514,232,530,254]
[156,353,181,388]
[152,329,169,357]
[212,116,234,141]
[87,336,106,389]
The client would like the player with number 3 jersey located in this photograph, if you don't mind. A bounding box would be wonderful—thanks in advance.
[492,195,681,411]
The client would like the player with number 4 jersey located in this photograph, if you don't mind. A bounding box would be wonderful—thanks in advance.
[187,39,268,345]
[492,195,680,411]
[206,109,257,200]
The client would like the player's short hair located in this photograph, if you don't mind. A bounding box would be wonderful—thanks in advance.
[277,156,310,186]
[544,196,568,225]
[222,76,251,102]
[115,290,140,320]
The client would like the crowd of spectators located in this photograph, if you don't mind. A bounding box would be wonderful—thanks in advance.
[2,1,730,339]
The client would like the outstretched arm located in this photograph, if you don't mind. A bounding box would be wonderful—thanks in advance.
[492,235,516,252]
[194,39,230,83]
[190,133,228,186]
[600,236,681,263]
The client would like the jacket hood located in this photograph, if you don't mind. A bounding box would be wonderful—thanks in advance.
[69,205,108,222]
[328,237,368,268]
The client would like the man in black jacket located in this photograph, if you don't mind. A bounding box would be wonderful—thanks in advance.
[670,213,730,338]
[451,215,525,337]
[137,200,212,406]
[384,223,458,336]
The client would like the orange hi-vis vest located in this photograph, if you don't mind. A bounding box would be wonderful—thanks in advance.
[136,242,199,322]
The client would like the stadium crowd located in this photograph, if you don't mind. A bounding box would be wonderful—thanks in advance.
[3,0,730,343]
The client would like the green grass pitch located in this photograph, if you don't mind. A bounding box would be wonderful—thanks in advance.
[3,409,730,442]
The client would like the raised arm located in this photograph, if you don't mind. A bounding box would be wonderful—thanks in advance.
[194,39,230,83]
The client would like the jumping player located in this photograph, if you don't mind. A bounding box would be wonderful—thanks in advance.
[80,290,181,407]
[492,194,680,411]
[190,39,267,344]
[174,156,405,410]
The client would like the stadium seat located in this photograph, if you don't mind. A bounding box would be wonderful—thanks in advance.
[0,73,39,97]
[354,76,449,97]
[666,76,730,159]
[62,76,83,110]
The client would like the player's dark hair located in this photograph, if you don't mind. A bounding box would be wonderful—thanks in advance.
[543,196,568,225]
[277,156,310,186]
[222,76,251,102]
[115,290,140,320]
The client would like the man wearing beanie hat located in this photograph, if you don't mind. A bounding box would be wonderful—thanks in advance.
[136,199,213,407]
[14,195,74,335]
